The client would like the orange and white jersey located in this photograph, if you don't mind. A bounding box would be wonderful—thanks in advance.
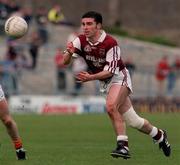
[0,85,5,101]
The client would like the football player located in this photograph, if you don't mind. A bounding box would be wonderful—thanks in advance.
[63,11,171,159]
[0,86,26,160]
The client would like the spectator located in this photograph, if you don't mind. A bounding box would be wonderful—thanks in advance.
[167,63,176,98]
[8,0,20,15]
[48,4,65,24]
[16,50,31,70]
[175,56,180,70]
[54,47,67,93]
[0,0,9,35]
[21,6,33,24]
[0,0,9,20]
[6,43,17,61]
[28,31,41,69]
[35,6,49,45]
[48,4,73,26]
[155,56,170,97]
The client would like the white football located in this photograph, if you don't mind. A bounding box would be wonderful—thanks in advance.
[4,16,28,38]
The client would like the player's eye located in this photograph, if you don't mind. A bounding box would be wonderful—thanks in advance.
[87,22,93,26]
[82,22,86,26]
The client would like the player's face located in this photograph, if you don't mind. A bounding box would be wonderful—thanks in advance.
[81,18,101,39]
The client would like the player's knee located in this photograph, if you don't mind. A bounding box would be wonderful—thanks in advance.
[129,117,144,129]
[114,101,124,112]
[106,101,116,116]
[122,106,144,129]
[1,117,13,128]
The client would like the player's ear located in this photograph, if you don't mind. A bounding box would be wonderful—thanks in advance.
[97,23,102,30]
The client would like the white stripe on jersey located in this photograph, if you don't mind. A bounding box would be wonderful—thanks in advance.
[72,37,81,50]
[71,37,81,57]
[104,46,121,74]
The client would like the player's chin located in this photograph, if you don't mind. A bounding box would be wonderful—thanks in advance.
[84,32,90,37]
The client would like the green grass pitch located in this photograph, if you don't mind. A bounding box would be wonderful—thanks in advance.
[0,113,179,165]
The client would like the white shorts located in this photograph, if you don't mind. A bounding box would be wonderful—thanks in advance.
[99,68,133,94]
[0,85,5,101]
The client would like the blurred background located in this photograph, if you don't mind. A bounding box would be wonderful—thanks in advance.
[0,0,179,114]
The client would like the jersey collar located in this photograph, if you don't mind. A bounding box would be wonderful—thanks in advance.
[87,30,106,45]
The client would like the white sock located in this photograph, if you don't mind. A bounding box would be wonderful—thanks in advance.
[149,127,158,137]
[117,135,128,141]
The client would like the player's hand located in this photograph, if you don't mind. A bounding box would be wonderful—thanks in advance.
[66,42,75,55]
[76,71,94,82]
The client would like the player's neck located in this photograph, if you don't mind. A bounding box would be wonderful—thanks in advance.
[88,30,102,44]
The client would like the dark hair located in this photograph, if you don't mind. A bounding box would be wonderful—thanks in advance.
[82,11,103,24]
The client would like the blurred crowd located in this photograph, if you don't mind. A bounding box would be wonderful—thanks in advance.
[155,55,180,99]
[0,0,179,104]
[0,0,73,98]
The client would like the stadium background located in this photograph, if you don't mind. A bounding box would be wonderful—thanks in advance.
[0,0,179,164]
[1,0,178,113]
[14,0,180,45]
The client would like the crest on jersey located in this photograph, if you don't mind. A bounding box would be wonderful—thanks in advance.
[99,48,105,56]
[84,45,92,52]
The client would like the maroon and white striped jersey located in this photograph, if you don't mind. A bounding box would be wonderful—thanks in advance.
[72,30,133,93]
[72,30,125,74]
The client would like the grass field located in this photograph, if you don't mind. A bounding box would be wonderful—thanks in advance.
[0,113,179,165]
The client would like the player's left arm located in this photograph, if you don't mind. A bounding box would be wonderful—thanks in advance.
[76,44,121,82]
[103,45,122,74]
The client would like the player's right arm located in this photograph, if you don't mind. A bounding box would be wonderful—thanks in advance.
[63,36,81,65]
[63,42,75,65]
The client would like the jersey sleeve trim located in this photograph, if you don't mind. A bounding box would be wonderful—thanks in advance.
[104,46,125,73]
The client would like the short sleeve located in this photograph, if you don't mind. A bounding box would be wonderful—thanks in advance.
[103,46,121,73]
[72,37,81,50]
[72,37,81,57]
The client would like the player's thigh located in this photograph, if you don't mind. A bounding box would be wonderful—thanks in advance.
[120,97,132,114]
[107,84,129,101]
[106,84,121,105]
[115,85,130,105]
[107,84,130,113]
[115,85,131,114]
[107,84,130,102]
